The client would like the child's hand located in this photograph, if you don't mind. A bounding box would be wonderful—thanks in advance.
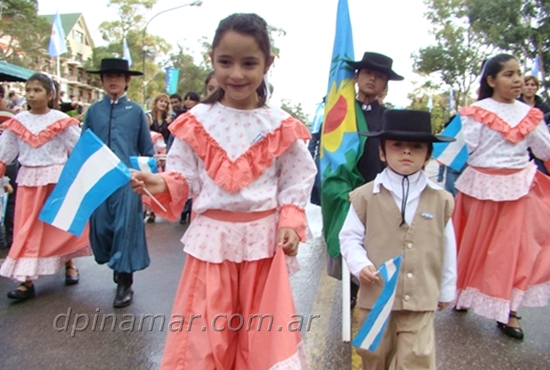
[437,302,451,311]
[3,183,13,194]
[359,265,379,286]
[278,228,299,256]
[130,170,166,195]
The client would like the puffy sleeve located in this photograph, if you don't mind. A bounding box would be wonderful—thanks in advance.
[151,137,200,221]
[276,138,317,241]
[61,123,82,152]
[526,120,550,161]
[461,115,483,155]
[0,129,19,176]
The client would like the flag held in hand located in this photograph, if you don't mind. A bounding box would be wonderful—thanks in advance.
[433,114,468,171]
[352,255,402,352]
[130,156,158,174]
[39,130,131,236]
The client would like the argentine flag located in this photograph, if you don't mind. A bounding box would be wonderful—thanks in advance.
[130,156,158,174]
[39,130,131,236]
[433,114,468,171]
[352,255,402,352]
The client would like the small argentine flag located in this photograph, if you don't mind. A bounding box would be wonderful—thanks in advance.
[352,255,402,352]
[433,114,468,171]
[129,156,158,174]
[39,130,131,236]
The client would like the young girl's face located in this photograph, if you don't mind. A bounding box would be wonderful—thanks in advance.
[210,30,274,110]
[156,97,169,112]
[184,97,198,109]
[488,59,523,103]
[25,80,52,111]
[379,140,429,176]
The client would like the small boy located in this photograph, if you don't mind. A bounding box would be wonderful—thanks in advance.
[340,109,457,370]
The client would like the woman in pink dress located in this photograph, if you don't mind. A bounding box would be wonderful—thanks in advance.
[0,73,91,301]
[131,13,316,369]
[453,54,550,340]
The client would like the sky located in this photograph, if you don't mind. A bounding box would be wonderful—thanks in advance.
[38,0,436,118]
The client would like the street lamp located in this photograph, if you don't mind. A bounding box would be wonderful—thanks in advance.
[141,0,203,104]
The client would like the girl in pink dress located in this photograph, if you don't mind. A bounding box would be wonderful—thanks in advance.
[0,73,91,301]
[453,54,550,340]
[131,13,315,370]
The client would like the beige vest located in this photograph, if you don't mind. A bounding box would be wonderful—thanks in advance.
[350,182,453,311]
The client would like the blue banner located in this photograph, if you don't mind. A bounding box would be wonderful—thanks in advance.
[165,68,179,94]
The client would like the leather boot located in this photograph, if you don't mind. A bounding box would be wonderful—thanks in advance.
[113,272,133,308]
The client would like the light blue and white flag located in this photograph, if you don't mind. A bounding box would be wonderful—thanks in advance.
[433,114,468,171]
[123,38,132,66]
[427,95,433,111]
[39,130,131,236]
[130,156,158,174]
[48,11,67,58]
[310,101,325,134]
[352,255,402,352]
[531,55,540,78]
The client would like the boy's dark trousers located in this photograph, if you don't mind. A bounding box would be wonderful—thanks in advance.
[1,160,18,249]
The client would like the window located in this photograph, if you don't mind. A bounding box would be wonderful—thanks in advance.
[76,53,83,63]
[74,30,84,44]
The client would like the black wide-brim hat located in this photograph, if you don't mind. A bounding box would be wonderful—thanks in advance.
[345,52,404,81]
[87,58,143,76]
[360,109,455,143]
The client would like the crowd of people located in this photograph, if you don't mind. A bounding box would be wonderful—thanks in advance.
[0,10,549,370]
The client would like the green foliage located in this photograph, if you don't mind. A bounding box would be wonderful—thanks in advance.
[280,99,310,126]
[412,0,492,108]
[0,0,51,69]
[467,0,550,97]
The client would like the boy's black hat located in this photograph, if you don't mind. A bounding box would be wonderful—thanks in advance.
[360,109,455,143]
[345,52,404,81]
[87,58,143,76]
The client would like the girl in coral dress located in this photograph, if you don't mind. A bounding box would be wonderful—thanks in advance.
[453,54,550,340]
[131,13,315,369]
[0,73,91,301]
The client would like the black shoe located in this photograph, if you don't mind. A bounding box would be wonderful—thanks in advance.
[65,265,80,285]
[146,212,156,223]
[453,306,468,313]
[497,313,524,340]
[113,271,119,284]
[113,272,133,308]
[7,283,35,300]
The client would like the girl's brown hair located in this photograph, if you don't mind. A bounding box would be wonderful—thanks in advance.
[203,13,272,108]
[150,93,170,121]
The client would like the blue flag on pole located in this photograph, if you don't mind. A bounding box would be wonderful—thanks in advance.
[129,156,158,174]
[427,95,433,111]
[433,114,468,171]
[123,38,132,66]
[352,255,402,352]
[39,130,131,236]
[531,55,540,78]
[165,68,180,94]
[48,11,68,58]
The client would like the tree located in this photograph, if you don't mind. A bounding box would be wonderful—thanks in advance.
[467,0,550,96]
[412,0,492,108]
[0,0,51,69]
[281,99,310,126]
[87,0,171,103]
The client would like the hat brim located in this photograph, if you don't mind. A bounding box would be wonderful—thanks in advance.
[345,60,404,81]
[87,69,143,76]
[359,130,455,143]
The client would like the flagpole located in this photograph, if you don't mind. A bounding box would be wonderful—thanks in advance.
[342,260,351,342]
[56,55,61,81]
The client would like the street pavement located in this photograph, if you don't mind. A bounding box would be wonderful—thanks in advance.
[1,162,550,369]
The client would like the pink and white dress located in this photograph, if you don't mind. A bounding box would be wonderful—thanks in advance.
[453,98,550,323]
[0,110,91,282]
[149,102,316,370]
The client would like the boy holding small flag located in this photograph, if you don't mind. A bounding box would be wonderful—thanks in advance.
[340,110,457,369]
[83,58,154,308]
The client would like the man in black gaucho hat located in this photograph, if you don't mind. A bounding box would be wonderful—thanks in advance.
[326,52,405,309]
[341,110,456,370]
[83,58,155,307]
